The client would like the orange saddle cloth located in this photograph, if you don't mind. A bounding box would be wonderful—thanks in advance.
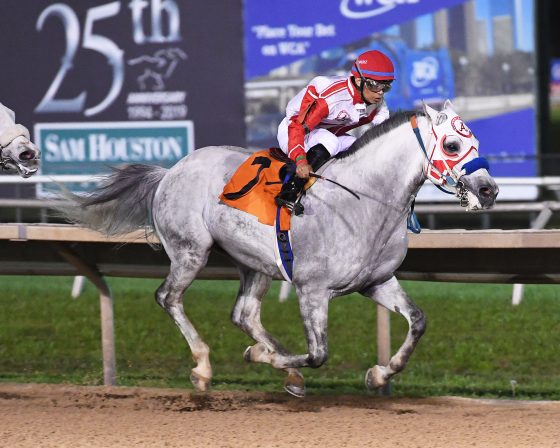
[220,149,291,230]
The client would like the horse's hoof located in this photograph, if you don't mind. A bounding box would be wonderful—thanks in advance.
[284,371,305,398]
[365,365,388,390]
[190,369,211,392]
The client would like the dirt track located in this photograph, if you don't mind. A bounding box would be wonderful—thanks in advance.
[1,383,560,448]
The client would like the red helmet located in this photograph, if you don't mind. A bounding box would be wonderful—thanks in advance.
[351,50,395,81]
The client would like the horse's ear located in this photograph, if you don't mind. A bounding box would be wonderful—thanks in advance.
[443,99,455,111]
[422,101,439,123]
[0,103,16,124]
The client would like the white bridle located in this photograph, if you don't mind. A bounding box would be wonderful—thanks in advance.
[412,101,489,201]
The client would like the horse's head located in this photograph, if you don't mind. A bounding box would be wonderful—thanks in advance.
[0,103,40,178]
[422,100,498,210]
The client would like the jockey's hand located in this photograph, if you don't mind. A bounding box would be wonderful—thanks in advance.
[296,162,312,179]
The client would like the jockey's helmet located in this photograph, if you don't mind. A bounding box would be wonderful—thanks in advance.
[351,50,395,82]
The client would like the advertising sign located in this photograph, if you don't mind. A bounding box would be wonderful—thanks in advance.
[35,120,193,192]
[0,0,245,193]
[245,0,538,200]
[245,0,467,79]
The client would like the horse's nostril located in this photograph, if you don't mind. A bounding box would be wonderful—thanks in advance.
[19,150,34,161]
[479,186,492,197]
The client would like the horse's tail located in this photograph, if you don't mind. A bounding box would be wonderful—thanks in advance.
[59,164,167,236]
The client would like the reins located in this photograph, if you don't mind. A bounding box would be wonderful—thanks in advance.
[307,112,489,208]
[309,173,360,200]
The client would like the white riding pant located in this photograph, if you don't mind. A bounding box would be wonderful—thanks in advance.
[277,118,356,157]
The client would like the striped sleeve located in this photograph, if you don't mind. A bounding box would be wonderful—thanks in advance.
[287,85,329,164]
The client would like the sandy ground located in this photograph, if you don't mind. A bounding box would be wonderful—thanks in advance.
[1,383,560,448]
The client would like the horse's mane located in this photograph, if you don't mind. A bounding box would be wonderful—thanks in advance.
[335,110,425,159]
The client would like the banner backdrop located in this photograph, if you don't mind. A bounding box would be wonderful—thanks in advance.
[245,0,538,200]
[245,0,468,79]
[0,0,245,192]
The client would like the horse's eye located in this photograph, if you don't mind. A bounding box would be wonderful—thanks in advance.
[444,141,460,154]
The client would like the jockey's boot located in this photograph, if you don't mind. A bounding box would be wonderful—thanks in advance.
[306,144,331,172]
[275,175,307,215]
[275,144,331,215]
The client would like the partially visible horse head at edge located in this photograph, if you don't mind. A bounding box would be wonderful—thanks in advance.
[58,99,498,398]
[0,102,40,178]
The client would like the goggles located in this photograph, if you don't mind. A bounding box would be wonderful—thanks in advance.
[363,78,392,93]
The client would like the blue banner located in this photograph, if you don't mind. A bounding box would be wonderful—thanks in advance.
[245,0,467,79]
[469,108,536,177]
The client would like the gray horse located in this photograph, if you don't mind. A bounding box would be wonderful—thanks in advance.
[0,102,40,177]
[63,101,498,397]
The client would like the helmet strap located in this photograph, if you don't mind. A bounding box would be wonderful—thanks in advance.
[351,73,371,106]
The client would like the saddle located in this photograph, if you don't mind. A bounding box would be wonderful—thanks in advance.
[220,148,304,230]
[220,148,326,282]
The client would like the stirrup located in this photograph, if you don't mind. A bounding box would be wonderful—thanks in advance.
[275,197,304,215]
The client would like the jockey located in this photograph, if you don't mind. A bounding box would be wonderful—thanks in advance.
[275,49,395,214]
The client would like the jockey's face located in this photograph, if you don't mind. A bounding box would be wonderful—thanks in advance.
[355,77,388,105]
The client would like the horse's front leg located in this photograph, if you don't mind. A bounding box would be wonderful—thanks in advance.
[361,276,426,389]
[266,290,331,390]
[231,268,305,397]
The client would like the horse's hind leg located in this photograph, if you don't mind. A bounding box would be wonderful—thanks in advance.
[361,276,426,390]
[155,252,212,392]
[231,268,305,397]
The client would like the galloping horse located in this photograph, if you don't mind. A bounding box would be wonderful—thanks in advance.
[0,102,40,177]
[63,101,498,396]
